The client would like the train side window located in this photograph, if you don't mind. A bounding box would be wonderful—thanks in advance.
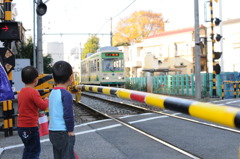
[97,59,99,71]
[94,59,97,72]
[81,63,87,73]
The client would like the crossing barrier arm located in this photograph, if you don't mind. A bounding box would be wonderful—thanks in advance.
[79,85,240,130]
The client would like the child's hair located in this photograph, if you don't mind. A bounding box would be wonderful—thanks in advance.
[52,61,73,84]
[21,66,39,84]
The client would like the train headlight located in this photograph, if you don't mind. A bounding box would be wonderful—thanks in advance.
[118,77,124,80]
[105,77,109,80]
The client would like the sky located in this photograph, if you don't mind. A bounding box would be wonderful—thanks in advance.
[12,0,240,54]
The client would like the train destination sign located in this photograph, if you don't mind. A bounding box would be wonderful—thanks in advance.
[105,53,119,57]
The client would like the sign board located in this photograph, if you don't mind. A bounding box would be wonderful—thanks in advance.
[12,59,30,92]
[0,22,21,41]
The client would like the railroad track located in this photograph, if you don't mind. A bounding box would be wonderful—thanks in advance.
[74,92,240,158]
[76,93,203,158]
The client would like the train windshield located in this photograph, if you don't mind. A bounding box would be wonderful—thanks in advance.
[102,58,124,72]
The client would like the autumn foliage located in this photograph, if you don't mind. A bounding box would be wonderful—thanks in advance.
[113,10,165,46]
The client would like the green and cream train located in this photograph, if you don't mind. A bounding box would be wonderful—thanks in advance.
[80,46,126,86]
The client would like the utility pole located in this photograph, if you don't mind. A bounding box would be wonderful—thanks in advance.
[33,0,36,67]
[36,0,47,73]
[194,0,202,99]
[37,1,43,74]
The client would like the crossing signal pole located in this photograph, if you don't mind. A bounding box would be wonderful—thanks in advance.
[0,0,15,137]
[210,0,222,97]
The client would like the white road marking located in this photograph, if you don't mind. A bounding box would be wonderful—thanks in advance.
[0,112,179,154]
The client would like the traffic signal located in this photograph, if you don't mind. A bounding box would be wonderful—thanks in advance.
[213,52,222,60]
[36,1,47,16]
[0,22,21,41]
[0,48,15,74]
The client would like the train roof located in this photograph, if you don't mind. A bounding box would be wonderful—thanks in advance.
[81,46,123,63]
[97,46,119,52]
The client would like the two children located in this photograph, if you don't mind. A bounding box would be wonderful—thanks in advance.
[18,61,76,159]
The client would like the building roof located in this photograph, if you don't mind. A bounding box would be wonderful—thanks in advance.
[146,24,206,39]
[146,27,194,39]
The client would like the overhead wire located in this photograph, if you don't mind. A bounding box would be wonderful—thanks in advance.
[112,0,136,19]
[96,0,137,34]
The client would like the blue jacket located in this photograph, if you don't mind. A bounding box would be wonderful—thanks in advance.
[49,87,74,132]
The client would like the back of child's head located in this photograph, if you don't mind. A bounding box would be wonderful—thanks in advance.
[52,61,73,84]
[21,66,39,84]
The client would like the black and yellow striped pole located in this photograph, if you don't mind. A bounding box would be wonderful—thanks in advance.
[234,82,237,98]
[4,0,12,21]
[221,82,224,99]
[210,0,217,97]
[2,101,9,137]
[4,0,14,136]
[7,71,14,136]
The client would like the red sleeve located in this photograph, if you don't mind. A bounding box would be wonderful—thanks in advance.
[32,89,48,111]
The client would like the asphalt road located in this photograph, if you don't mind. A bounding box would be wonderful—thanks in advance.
[0,98,240,159]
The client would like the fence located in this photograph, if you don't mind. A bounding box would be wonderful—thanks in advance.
[126,72,240,98]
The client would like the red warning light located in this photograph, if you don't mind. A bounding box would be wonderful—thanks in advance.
[2,26,8,32]
[0,22,21,41]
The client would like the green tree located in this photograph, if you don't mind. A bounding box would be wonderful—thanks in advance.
[82,35,100,60]
[113,10,165,46]
[16,38,34,65]
[43,54,53,74]
[16,37,53,73]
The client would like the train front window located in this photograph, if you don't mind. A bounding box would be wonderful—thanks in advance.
[102,58,124,72]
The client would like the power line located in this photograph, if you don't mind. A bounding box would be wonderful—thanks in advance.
[112,0,136,19]
[96,0,137,34]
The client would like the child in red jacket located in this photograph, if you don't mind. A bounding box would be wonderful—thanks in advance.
[17,66,48,159]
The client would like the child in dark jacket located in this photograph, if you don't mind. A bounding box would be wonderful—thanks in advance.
[17,66,48,159]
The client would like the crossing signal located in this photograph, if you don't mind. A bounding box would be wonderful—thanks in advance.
[213,52,222,60]
[0,22,21,41]
[216,34,222,42]
[213,63,221,74]
[213,52,222,74]
[36,1,47,16]
[214,18,221,26]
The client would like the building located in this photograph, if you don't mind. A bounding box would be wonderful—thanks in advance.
[45,42,64,64]
[119,26,207,77]
[120,18,240,78]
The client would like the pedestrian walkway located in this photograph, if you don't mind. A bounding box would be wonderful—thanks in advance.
[1,109,239,159]
[0,112,187,159]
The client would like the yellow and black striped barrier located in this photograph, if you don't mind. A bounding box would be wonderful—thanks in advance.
[34,74,54,98]
[221,81,240,99]
[80,85,240,129]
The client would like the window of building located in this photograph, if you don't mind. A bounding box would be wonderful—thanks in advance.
[175,42,188,56]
